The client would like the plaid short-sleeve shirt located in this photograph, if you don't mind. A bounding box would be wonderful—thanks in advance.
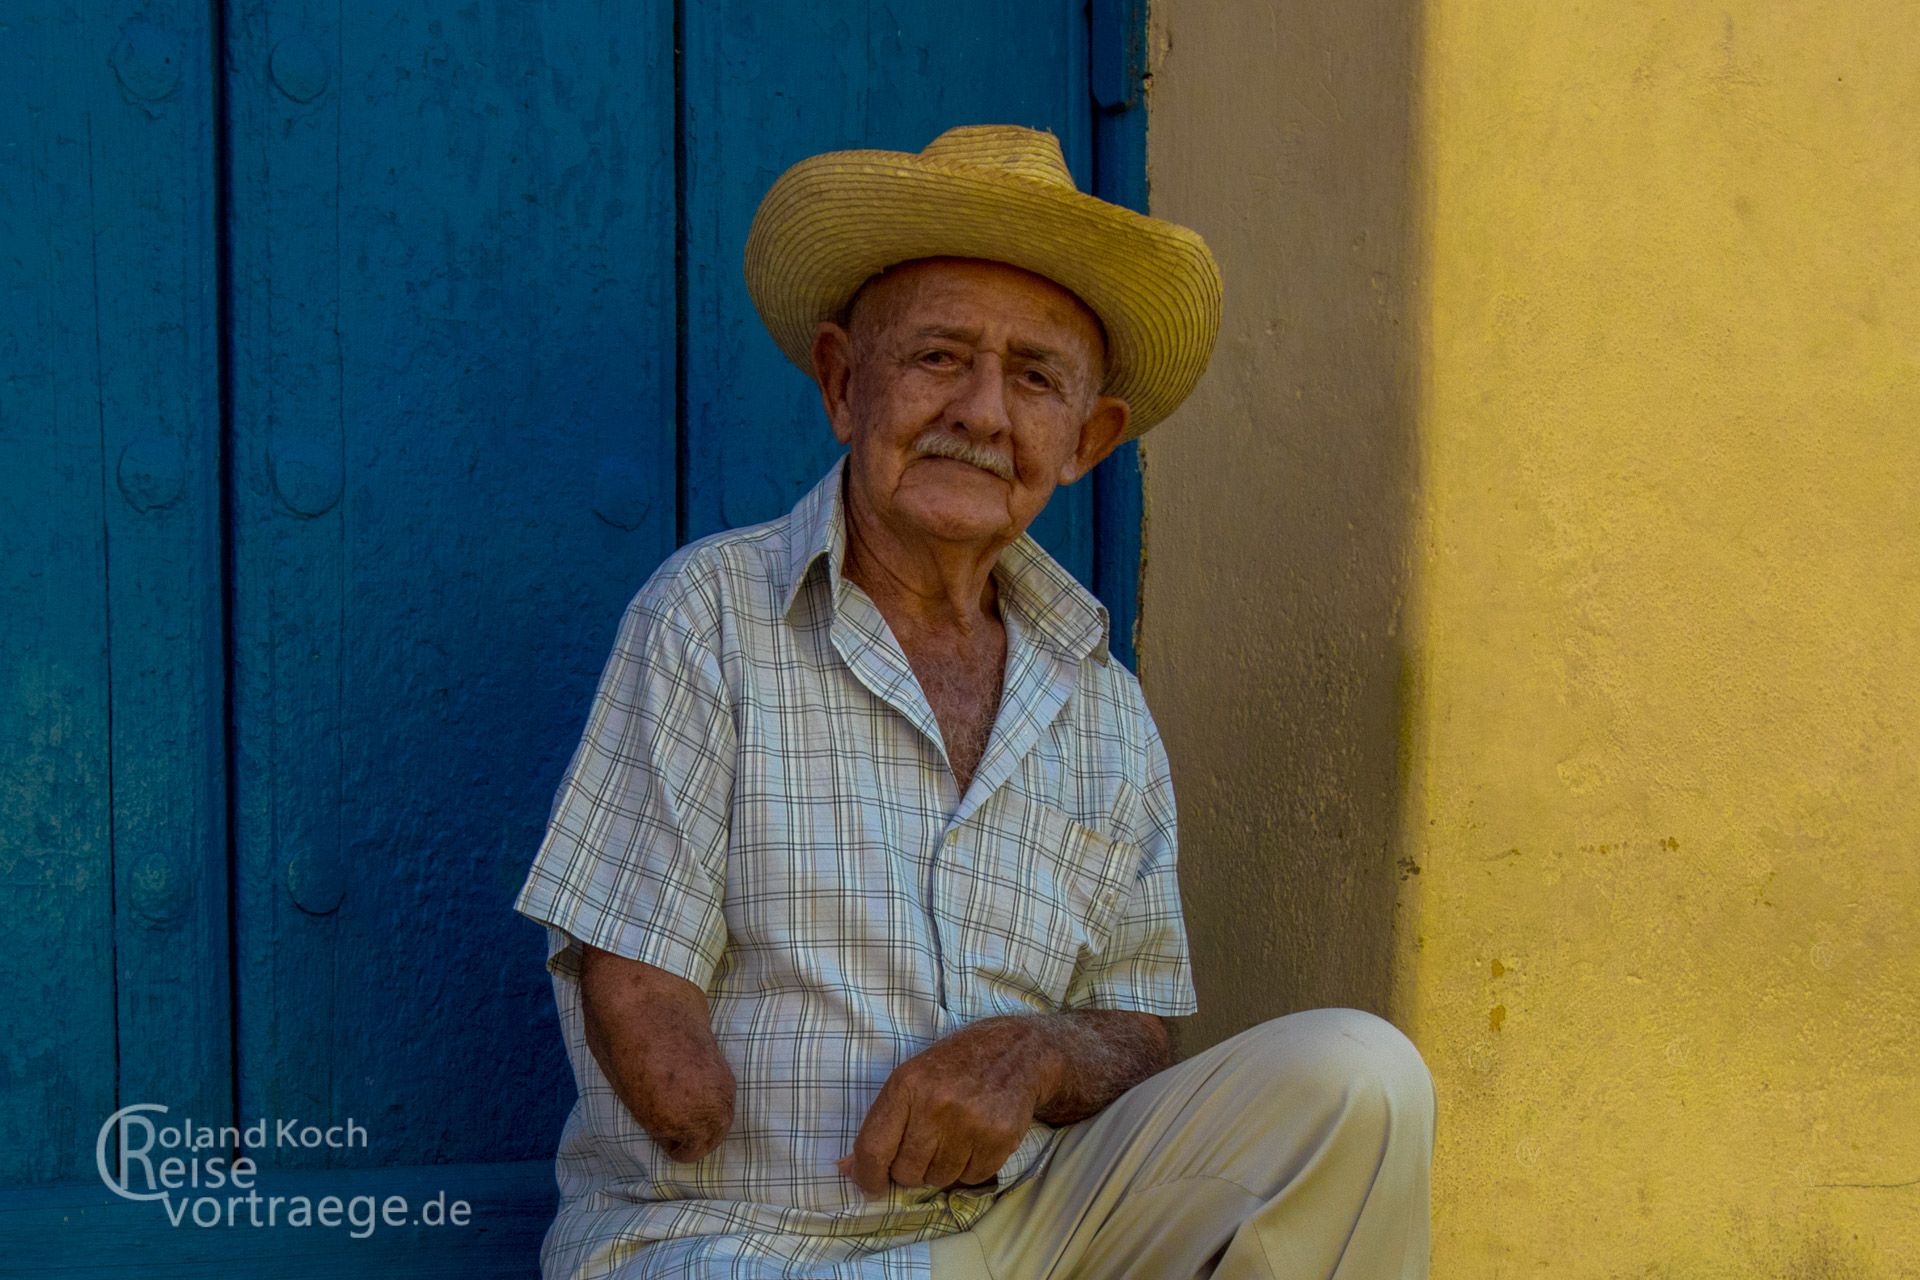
[514,457,1196,1280]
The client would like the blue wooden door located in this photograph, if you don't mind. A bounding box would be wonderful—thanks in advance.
[2,0,231,1191]
[2,1,1147,1272]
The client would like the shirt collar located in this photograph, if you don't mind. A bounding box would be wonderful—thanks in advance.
[777,456,1112,666]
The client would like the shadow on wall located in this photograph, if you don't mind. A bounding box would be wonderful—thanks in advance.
[1140,0,1423,1050]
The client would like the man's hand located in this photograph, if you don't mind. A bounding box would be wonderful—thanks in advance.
[842,1010,1173,1196]
[579,946,736,1163]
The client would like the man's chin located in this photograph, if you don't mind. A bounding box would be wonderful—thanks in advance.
[893,490,1021,547]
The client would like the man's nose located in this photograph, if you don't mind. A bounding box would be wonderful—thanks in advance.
[948,354,1013,437]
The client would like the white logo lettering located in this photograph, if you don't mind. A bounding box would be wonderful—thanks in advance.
[96,1103,171,1202]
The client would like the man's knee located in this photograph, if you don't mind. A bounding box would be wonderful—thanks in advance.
[1212,1007,1436,1133]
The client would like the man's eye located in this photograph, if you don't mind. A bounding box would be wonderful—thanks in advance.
[920,350,959,367]
[1021,369,1058,391]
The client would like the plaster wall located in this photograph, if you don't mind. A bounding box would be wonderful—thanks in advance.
[1143,1,1920,1274]
[1138,0,1422,1045]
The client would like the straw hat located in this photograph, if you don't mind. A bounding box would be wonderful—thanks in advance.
[743,124,1222,438]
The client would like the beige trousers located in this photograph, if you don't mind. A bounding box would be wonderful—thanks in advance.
[926,1009,1435,1280]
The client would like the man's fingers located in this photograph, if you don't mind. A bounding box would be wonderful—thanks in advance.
[850,1039,1045,1194]
[848,1087,909,1197]
[921,1133,970,1190]
[958,1142,1009,1188]
[887,1108,940,1188]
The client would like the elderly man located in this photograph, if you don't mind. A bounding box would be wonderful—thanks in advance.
[515,125,1433,1280]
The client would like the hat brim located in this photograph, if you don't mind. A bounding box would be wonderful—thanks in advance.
[744,149,1222,439]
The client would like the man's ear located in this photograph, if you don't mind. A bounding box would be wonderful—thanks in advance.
[811,322,857,445]
[1059,395,1132,484]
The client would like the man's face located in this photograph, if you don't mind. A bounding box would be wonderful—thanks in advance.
[811,257,1130,555]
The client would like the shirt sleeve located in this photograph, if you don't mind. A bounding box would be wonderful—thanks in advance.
[512,584,734,988]
[1063,690,1199,1016]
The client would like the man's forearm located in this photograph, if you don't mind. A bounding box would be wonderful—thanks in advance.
[989,1009,1176,1127]
[579,946,736,1162]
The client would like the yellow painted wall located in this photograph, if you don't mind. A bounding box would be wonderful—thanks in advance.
[1404,4,1920,1273]
[1145,1,1920,1274]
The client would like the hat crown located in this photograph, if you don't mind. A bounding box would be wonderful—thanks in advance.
[744,122,1222,438]
[918,124,1076,191]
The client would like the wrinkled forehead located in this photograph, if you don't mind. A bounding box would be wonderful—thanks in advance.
[844,257,1110,371]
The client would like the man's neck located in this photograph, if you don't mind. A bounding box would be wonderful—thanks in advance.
[840,479,1007,641]
[839,481,1011,791]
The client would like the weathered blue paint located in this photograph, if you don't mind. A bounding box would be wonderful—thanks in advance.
[224,0,676,1169]
[1090,0,1151,671]
[3,1,1153,1270]
[0,1,230,1184]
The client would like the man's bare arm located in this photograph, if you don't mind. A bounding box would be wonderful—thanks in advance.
[578,945,736,1163]
[844,1009,1174,1194]
[1022,1009,1176,1125]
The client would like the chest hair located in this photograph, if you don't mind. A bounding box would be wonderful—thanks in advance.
[901,633,1006,792]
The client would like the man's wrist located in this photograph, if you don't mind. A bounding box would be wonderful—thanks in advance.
[956,1014,1066,1114]
[1016,1016,1072,1115]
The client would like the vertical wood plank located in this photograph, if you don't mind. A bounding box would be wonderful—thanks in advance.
[1090,0,1149,670]
[0,6,116,1185]
[680,0,1098,587]
[226,0,350,1158]
[94,0,233,1155]
[0,1,226,1183]
[226,0,678,1165]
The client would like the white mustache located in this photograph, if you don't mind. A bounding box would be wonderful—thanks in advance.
[911,430,1016,481]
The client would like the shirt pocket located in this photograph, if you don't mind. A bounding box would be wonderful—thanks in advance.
[939,792,1143,1012]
